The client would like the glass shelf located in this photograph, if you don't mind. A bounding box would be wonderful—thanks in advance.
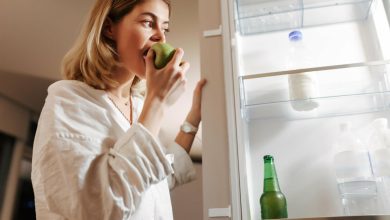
[236,0,374,35]
[239,60,390,120]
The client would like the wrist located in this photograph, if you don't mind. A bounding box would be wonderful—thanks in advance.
[185,110,201,128]
[138,97,166,136]
[180,121,198,135]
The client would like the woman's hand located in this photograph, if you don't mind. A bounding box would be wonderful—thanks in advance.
[185,78,207,127]
[138,47,190,136]
[144,47,189,106]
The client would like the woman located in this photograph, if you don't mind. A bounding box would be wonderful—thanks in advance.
[31,0,206,219]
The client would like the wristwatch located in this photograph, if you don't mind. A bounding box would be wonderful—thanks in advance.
[180,121,198,134]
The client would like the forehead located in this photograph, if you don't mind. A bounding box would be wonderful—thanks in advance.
[131,0,170,21]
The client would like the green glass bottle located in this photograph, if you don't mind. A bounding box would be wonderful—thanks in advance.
[260,155,288,219]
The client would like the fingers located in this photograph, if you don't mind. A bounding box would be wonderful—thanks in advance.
[194,78,207,95]
[170,76,187,94]
[196,78,207,90]
[169,60,189,89]
[187,79,207,124]
[191,78,207,111]
[170,48,184,67]
[144,47,190,106]
[164,70,187,105]
[169,70,187,91]
[145,48,155,71]
[165,78,187,105]
[180,61,190,73]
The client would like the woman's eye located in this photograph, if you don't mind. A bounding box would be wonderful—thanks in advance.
[142,20,153,28]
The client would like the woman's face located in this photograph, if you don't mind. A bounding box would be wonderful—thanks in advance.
[109,0,170,79]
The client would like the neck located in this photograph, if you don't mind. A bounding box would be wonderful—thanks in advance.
[107,68,136,99]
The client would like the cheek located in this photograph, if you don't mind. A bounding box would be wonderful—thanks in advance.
[115,41,138,68]
[116,34,145,58]
[113,27,149,74]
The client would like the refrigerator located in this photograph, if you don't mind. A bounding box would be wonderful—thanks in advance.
[199,0,390,219]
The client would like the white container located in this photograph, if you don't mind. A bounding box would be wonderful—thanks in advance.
[367,118,390,214]
[333,122,381,215]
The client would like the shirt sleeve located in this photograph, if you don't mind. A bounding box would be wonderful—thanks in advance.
[165,141,196,189]
[33,123,174,220]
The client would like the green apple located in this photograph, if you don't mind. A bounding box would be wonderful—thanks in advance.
[151,42,176,69]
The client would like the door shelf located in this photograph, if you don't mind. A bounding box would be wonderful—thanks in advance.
[239,60,390,120]
[236,0,374,35]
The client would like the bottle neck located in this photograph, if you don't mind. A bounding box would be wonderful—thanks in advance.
[263,161,281,192]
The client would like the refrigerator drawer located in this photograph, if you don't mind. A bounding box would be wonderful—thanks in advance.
[236,0,373,35]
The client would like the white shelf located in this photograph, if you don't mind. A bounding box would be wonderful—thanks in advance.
[239,60,390,120]
[236,0,374,35]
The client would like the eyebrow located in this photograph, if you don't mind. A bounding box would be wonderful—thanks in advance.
[139,12,169,24]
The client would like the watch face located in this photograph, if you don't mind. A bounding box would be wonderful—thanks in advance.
[181,122,197,134]
[183,125,191,133]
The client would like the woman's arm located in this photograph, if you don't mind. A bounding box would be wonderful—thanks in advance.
[175,79,207,153]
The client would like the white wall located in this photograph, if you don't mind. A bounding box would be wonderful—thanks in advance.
[166,0,203,219]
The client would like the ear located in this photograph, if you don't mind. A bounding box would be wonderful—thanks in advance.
[103,17,116,40]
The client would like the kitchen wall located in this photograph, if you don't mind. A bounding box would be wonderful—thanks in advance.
[0,97,30,220]
[0,97,30,141]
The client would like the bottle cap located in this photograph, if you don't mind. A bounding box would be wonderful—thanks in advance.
[289,30,302,41]
[263,155,274,162]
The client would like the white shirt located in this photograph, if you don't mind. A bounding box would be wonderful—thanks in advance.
[31,80,196,220]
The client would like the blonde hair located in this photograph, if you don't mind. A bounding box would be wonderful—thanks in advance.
[61,0,171,96]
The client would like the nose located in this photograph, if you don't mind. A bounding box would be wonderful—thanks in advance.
[150,28,166,43]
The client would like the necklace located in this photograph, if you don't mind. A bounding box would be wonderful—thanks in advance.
[107,94,133,125]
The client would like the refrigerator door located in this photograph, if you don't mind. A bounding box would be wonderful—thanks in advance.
[199,0,239,219]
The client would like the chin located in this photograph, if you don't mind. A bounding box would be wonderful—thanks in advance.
[134,68,146,80]
[136,74,146,80]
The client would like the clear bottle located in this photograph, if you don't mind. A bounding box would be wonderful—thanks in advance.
[260,155,288,219]
[286,30,319,111]
[333,122,380,215]
[367,118,390,214]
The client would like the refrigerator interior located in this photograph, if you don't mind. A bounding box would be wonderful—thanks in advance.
[246,113,390,219]
[232,0,390,219]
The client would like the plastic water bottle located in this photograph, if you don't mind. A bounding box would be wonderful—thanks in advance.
[333,122,381,215]
[286,30,319,111]
[367,118,390,213]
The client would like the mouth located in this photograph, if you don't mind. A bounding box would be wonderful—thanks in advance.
[142,48,150,59]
